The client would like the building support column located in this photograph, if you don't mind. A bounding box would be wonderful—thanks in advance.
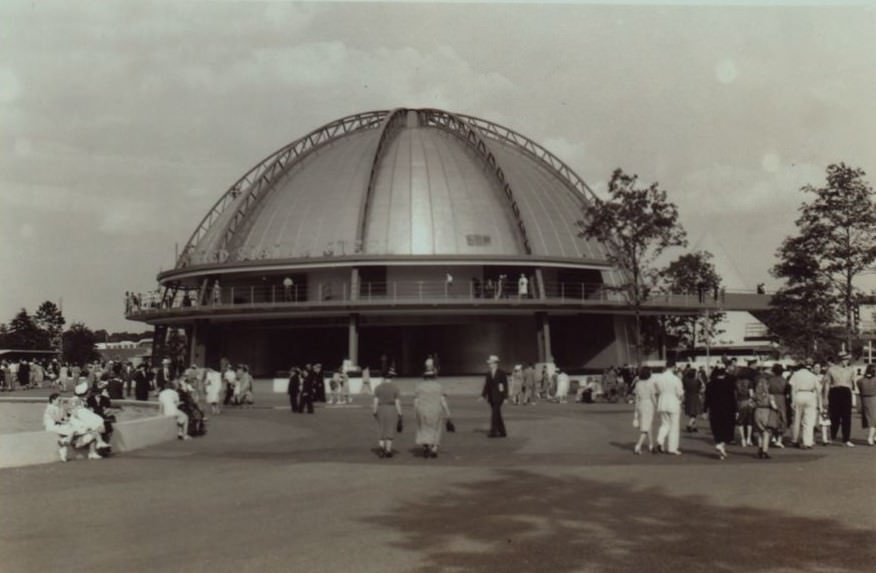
[188,320,207,368]
[350,268,360,302]
[348,314,359,367]
[534,268,547,300]
[536,312,553,364]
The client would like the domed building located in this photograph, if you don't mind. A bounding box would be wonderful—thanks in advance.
[128,108,700,376]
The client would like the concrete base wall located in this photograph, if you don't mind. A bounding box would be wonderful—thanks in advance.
[0,413,178,470]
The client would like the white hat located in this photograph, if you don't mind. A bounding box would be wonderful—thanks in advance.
[486,355,500,364]
[74,382,88,396]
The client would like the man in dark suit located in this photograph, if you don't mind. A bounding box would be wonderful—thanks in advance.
[287,367,301,413]
[133,362,152,401]
[299,364,319,414]
[155,359,174,392]
[481,354,509,437]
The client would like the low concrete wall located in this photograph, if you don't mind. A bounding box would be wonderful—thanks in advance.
[0,399,179,469]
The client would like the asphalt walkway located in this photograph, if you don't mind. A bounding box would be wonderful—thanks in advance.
[2,380,874,573]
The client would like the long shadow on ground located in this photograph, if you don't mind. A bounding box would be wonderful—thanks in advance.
[364,470,874,573]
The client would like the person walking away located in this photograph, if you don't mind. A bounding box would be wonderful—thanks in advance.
[287,367,301,412]
[632,367,657,454]
[767,363,789,448]
[682,365,703,432]
[414,376,452,458]
[372,373,402,457]
[789,360,821,449]
[734,360,757,447]
[824,352,857,447]
[705,362,737,459]
[481,355,509,437]
[509,365,524,405]
[752,371,780,459]
[654,363,685,455]
[856,364,876,446]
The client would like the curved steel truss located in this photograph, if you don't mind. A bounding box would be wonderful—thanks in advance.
[177,110,390,268]
[417,108,533,255]
[455,113,602,206]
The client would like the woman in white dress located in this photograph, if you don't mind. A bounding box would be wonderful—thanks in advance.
[633,367,658,454]
[204,370,222,415]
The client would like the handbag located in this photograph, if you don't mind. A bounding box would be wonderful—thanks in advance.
[445,419,456,432]
[396,416,404,433]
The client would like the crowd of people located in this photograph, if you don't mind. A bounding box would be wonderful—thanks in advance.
[23,346,876,465]
[631,352,876,459]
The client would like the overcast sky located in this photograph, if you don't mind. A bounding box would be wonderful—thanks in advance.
[1,1,875,333]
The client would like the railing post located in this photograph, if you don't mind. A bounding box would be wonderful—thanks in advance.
[469,280,473,300]
[418,281,423,301]
[368,282,372,301]
[393,282,397,302]
[561,282,565,302]
[272,285,275,304]
[230,286,234,306]
[250,286,254,306]
[343,282,347,301]
[581,282,585,301]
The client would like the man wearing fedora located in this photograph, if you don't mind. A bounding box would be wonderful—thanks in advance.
[481,355,509,438]
[824,351,856,446]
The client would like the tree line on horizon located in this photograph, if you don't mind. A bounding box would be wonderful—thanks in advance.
[0,303,152,366]
[579,162,876,364]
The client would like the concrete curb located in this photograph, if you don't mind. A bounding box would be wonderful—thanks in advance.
[0,398,178,469]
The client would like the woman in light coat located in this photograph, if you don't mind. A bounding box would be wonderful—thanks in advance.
[632,367,657,454]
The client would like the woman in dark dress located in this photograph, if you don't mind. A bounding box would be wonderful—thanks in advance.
[705,364,737,460]
[682,366,704,432]
[372,374,403,458]
[767,364,789,448]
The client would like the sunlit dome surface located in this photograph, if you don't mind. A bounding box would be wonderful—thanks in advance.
[179,108,609,267]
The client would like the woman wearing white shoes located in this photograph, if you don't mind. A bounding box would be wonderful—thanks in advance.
[632,367,657,455]
[856,365,876,446]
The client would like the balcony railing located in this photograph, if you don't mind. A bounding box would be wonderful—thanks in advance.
[125,280,725,319]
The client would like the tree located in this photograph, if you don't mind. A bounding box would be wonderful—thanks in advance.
[62,322,100,366]
[34,301,65,350]
[6,309,51,350]
[771,163,876,354]
[578,168,688,364]
[659,251,724,356]
[0,323,8,348]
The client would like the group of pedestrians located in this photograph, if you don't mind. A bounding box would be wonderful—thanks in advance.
[632,352,876,460]
[43,380,117,462]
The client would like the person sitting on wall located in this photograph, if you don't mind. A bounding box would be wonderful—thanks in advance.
[158,380,191,440]
[86,380,116,457]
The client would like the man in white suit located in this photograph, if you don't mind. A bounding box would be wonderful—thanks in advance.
[654,362,685,455]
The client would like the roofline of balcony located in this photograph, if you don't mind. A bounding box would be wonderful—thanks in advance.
[126,297,720,326]
[157,254,614,284]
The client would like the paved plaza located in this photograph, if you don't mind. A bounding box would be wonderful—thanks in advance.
[2,379,875,573]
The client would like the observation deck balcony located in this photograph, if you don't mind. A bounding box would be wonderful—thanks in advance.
[124,280,769,324]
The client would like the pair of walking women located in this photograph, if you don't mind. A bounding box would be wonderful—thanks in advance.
[372,375,452,458]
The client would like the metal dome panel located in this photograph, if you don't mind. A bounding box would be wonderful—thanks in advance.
[363,127,524,256]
